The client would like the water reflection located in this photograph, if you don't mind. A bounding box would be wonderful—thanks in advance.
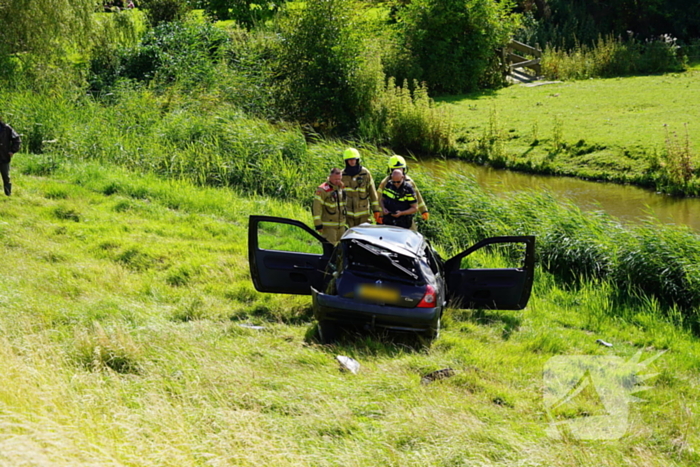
[418,159,700,232]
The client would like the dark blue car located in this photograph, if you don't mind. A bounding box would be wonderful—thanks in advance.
[249,216,535,343]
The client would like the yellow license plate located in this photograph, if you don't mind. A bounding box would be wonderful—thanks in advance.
[357,284,400,302]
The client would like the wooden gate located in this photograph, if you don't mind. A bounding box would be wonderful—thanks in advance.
[501,40,542,83]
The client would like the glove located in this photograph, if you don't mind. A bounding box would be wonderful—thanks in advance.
[374,212,382,224]
[421,212,430,221]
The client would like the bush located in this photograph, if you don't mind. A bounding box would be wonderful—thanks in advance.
[389,0,520,94]
[272,0,378,134]
[90,20,230,92]
[358,78,454,155]
[139,0,192,26]
[541,33,686,81]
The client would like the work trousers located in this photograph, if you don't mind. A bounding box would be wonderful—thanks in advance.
[0,162,10,196]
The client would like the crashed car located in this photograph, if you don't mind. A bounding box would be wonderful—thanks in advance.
[248,216,535,343]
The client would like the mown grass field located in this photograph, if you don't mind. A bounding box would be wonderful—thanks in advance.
[1,157,699,466]
[442,71,700,188]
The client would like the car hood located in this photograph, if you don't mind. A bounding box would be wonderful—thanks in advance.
[341,224,425,258]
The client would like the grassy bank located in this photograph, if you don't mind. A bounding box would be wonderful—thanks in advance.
[442,71,700,195]
[4,82,700,318]
[1,159,699,465]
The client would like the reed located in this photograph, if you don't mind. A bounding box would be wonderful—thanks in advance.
[358,78,455,155]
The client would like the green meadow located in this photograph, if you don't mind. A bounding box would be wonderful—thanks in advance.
[1,157,699,466]
[443,71,700,194]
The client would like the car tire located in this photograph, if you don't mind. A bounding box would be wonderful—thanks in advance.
[318,320,339,344]
[424,317,441,341]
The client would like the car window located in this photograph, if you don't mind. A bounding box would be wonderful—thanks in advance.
[458,242,528,269]
[345,240,421,282]
[257,221,323,255]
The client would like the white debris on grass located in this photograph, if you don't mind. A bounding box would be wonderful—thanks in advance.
[336,356,360,374]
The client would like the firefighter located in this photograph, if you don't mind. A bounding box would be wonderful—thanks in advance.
[312,168,347,244]
[380,169,418,229]
[377,155,428,230]
[341,148,381,227]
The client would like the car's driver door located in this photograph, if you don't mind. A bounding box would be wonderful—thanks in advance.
[445,236,535,310]
[248,216,334,295]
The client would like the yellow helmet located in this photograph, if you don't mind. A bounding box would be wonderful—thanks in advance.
[388,154,407,170]
[343,148,361,160]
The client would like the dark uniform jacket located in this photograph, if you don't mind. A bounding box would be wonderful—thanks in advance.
[381,181,417,229]
[0,123,21,163]
[378,174,428,216]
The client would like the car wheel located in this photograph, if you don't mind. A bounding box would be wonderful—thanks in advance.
[318,320,339,344]
[425,317,441,341]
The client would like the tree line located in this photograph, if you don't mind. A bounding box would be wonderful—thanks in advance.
[0,0,696,145]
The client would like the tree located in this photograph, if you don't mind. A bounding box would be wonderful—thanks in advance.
[392,0,521,94]
[0,0,96,59]
[0,0,99,86]
[273,0,375,134]
[396,0,519,94]
[199,0,283,28]
[138,0,192,27]
[521,0,700,48]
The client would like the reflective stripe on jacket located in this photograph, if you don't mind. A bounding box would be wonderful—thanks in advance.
[378,174,427,215]
[312,182,346,229]
[342,167,380,219]
[382,181,417,212]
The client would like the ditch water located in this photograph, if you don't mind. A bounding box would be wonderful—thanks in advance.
[418,159,700,233]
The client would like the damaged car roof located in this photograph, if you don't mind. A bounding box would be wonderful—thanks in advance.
[340,224,426,257]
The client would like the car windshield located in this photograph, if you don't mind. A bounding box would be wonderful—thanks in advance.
[345,239,420,282]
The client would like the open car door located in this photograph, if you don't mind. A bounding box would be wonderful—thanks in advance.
[444,236,535,310]
[248,216,334,295]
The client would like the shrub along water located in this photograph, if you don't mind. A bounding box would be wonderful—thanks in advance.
[358,78,455,155]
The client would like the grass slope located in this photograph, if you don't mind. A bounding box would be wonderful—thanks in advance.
[442,71,700,187]
[0,158,699,466]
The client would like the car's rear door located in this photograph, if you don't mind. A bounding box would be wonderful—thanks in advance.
[445,236,535,310]
[248,216,334,295]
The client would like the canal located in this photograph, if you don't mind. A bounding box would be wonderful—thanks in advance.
[418,159,700,233]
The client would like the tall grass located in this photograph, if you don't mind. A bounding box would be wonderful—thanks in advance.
[5,88,331,204]
[471,107,507,166]
[415,170,700,325]
[653,124,699,195]
[542,34,686,81]
[357,78,455,155]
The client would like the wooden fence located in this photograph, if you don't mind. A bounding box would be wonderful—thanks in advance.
[501,40,542,82]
